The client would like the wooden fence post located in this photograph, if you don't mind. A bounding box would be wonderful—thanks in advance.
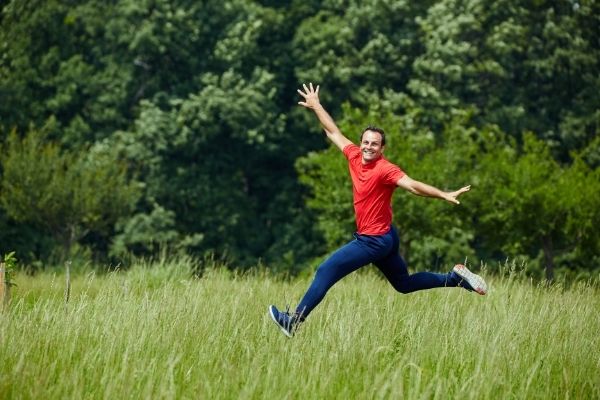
[64,260,71,304]
[0,262,8,309]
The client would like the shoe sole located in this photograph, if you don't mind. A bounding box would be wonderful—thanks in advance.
[453,264,488,295]
[268,305,293,338]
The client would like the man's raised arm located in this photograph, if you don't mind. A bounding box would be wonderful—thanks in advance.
[297,83,352,151]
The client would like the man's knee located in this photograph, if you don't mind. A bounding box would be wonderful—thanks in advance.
[394,285,412,294]
[389,275,411,294]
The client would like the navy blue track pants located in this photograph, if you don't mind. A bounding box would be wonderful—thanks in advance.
[295,225,462,319]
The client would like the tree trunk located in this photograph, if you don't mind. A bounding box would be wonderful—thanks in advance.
[542,235,555,282]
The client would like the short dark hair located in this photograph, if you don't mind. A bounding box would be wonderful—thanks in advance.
[360,125,386,146]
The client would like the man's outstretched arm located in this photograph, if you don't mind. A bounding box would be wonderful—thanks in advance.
[297,83,352,151]
[397,175,471,205]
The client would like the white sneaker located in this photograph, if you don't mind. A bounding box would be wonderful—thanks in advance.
[453,264,488,295]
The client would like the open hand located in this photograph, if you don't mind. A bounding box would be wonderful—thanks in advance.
[297,82,320,109]
[445,185,471,204]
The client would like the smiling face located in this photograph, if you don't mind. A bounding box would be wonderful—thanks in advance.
[360,130,385,164]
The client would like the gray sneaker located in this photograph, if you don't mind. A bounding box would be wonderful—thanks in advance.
[268,305,300,337]
[453,264,488,295]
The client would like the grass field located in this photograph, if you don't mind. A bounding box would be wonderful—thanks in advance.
[1,258,599,399]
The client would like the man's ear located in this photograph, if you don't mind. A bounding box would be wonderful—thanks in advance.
[381,145,385,153]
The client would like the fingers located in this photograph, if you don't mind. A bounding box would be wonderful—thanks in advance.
[449,184,472,205]
[456,185,471,196]
[297,83,319,107]
[299,82,318,95]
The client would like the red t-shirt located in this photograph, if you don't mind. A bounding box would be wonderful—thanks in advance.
[343,144,405,235]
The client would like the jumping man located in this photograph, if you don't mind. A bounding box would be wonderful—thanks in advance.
[268,83,487,337]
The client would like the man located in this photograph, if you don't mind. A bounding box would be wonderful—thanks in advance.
[268,83,487,338]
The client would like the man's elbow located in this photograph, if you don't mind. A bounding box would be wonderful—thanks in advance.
[404,181,422,196]
[408,186,420,195]
[325,128,342,137]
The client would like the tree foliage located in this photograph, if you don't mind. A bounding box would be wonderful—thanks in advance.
[0,128,140,258]
[410,0,600,157]
[0,0,598,277]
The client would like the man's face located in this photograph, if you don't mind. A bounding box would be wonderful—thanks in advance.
[360,130,384,164]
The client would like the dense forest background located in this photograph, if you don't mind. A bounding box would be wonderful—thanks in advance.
[1,0,598,280]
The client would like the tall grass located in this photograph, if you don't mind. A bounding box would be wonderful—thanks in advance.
[1,258,599,399]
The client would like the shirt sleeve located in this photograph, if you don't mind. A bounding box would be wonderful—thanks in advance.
[382,163,405,185]
[343,144,360,160]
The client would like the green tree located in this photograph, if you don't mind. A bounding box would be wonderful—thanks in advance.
[472,132,600,280]
[0,128,140,260]
[0,0,321,268]
[410,0,599,157]
[0,1,133,143]
[111,69,288,264]
[0,0,291,144]
[553,155,600,275]
[291,0,433,109]
[2,0,597,275]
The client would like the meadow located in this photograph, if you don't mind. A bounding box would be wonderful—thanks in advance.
[1,257,599,399]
